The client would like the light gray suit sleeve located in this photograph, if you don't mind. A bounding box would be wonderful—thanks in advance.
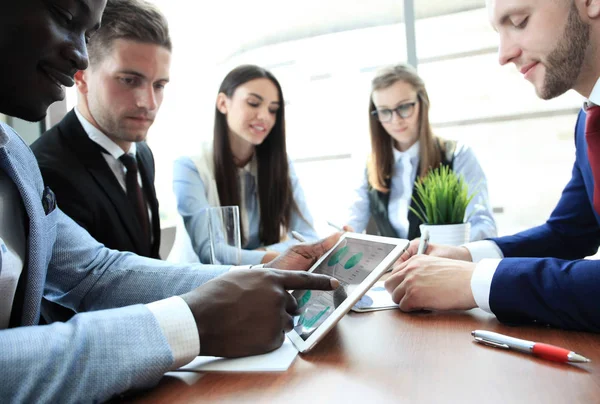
[0,122,230,402]
[1,210,229,402]
[0,304,173,402]
[45,209,230,311]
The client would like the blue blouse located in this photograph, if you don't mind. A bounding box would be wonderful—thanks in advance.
[346,141,497,241]
[173,156,318,264]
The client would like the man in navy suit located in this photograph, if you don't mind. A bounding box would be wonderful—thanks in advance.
[385,0,600,332]
[0,0,339,401]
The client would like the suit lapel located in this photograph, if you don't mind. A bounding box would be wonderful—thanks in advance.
[57,111,149,255]
[0,125,45,326]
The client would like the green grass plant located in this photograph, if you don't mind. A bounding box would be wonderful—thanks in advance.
[409,166,476,225]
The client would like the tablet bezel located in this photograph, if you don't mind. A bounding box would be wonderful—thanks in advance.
[286,232,409,353]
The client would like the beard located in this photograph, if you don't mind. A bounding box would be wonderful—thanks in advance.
[540,2,590,100]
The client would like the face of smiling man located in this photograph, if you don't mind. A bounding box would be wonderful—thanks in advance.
[0,0,106,121]
[490,0,594,100]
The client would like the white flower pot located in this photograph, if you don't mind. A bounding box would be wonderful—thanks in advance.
[419,223,470,246]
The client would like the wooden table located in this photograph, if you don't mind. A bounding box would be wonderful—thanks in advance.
[132,309,600,403]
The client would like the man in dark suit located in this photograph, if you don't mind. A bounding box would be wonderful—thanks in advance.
[384,0,600,332]
[31,0,171,259]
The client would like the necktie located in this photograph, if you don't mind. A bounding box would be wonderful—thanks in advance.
[119,153,151,243]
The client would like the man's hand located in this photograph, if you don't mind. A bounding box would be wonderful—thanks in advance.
[384,255,477,312]
[266,232,343,270]
[181,269,339,358]
[395,239,473,266]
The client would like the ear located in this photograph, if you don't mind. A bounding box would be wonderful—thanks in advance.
[216,92,229,114]
[74,70,88,94]
[584,0,600,19]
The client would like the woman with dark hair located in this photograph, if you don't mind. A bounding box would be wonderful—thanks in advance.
[344,64,496,241]
[171,65,317,264]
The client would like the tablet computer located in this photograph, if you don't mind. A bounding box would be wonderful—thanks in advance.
[287,232,408,353]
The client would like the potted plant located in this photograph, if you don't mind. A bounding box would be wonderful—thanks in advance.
[409,165,476,246]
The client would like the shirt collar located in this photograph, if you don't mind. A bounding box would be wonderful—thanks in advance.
[74,107,136,158]
[392,140,420,163]
[586,77,600,109]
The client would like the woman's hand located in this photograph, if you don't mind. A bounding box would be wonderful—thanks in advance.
[261,251,280,264]
[266,232,342,271]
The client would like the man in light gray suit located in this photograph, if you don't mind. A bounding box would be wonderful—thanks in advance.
[0,0,340,402]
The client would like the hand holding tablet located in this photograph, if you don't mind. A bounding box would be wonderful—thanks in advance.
[287,233,409,353]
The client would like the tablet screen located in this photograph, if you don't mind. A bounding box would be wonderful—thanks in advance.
[291,237,397,340]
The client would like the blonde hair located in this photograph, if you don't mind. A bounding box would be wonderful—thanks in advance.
[367,64,442,193]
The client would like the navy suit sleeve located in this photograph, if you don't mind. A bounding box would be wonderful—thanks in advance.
[492,110,600,259]
[488,110,600,332]
[490,257,600,332]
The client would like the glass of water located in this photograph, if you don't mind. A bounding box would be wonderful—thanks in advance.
[207,206,242,265]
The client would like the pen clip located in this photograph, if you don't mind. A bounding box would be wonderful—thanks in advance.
[474,337,510,349]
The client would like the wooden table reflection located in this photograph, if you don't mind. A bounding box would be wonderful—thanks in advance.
[131,309,600,403]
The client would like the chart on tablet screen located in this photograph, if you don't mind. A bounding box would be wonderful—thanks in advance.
[292,238,396,340]
[322,239,392,284]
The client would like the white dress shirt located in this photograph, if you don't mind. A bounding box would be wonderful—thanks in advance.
[466,77,600,313]
[388,143,420,235]
[0,170,26,329]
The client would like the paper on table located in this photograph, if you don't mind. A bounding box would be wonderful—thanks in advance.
[172,336,298,373]
[351,281,399,312]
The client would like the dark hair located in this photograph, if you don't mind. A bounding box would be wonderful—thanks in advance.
[214,65,300,245]
[88,0,171,66]
[367,64,442,193]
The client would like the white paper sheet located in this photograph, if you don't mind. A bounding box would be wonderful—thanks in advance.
[171,336,298,374]
[351,281,399,312]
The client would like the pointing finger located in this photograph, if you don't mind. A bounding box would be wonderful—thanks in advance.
[277,270,339,291]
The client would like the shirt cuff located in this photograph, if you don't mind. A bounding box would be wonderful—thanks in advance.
[230,264,265,271]
[470,258,502,313]
[146,296,199,369]
[463,240,504,263]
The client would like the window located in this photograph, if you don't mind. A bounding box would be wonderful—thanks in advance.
[72,2,581,237]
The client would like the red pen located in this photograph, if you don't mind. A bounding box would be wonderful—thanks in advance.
[471,330,591,363]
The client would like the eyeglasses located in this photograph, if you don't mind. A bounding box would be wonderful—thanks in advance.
[371,101,417,123]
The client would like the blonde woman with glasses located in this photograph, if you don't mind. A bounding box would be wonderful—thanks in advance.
[344,64,497,241]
